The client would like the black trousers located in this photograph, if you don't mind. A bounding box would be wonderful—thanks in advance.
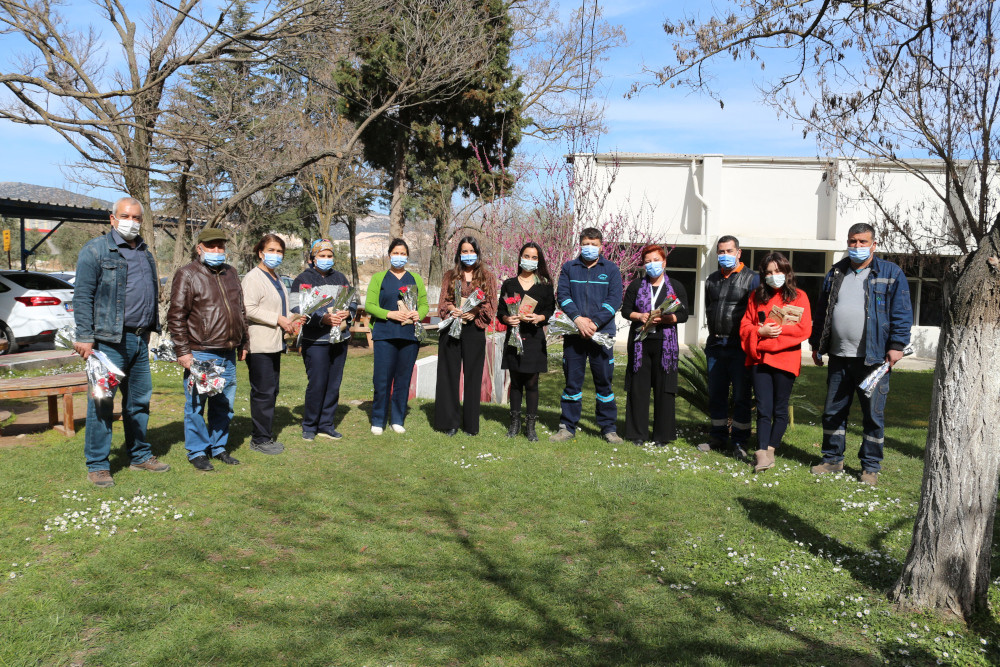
[624,345,677,444]
[752,364,796,450]
[247,351,281,444]
[509,370,539,415]
[434,325,486,434]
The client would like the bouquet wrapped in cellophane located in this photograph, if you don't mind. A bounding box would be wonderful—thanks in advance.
[546,311,615,350]
[187,359,227,396]
[290,285,337,345]
[86,350,126,400]
[55,325,75,350]
[327,285,357,344]
[150,335,178,362]
[502,294,524,355]
[859,345,914,398]
[397,285,426,343]
[636,295,683,342]
[438,287,486,339]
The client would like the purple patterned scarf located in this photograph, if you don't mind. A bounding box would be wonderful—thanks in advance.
[633,275,679,374]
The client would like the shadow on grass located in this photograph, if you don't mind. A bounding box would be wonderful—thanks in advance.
[883,434,925,460]
[738,497,901,593]
[111,491,911,666]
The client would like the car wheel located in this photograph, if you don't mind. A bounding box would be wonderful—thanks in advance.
[0,323,17,355]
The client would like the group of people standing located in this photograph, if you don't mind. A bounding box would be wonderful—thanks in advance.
[74,197,912,490]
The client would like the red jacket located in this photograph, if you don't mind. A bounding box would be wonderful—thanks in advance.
[740,288,813,376]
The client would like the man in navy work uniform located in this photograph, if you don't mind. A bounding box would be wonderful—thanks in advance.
[550,227,624,444]
[809,222,912,486]
[74,196,169,487]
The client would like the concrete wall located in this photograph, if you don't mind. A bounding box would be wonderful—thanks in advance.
[573,153,976,358]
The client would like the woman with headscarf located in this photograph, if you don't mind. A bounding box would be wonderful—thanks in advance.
[433,236,498,436]
[290,239,353,441]
[621,244,689,446]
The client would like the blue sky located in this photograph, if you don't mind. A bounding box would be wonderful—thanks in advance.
[0,1,819,204]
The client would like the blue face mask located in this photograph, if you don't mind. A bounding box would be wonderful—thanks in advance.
[645,261,664,278]
[263,253,283,269]
[718,253,738,269]
[202,252,225,267]
[390,255,408,269]
[848,246,871,263]
[580,245,600,261]
[520,258,538,272]
[460,253,477,266]
[315,257,334,271]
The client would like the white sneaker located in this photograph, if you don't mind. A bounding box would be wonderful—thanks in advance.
[371,426,383,435]
[391,424,406,434]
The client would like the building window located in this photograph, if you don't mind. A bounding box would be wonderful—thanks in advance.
[665,246,698,308]
[747,248,827,311]
[886,254,953,327]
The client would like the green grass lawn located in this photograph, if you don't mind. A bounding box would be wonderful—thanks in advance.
[1,347,997,666]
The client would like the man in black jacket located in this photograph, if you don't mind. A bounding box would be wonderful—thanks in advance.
[698,235,759,458]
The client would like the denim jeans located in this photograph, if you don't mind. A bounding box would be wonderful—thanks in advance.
[183,349,237,459]
[705,342,752,446]
[821,355,890,472]
[84,332,153,472]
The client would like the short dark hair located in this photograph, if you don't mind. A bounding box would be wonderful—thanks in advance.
[388,238,409,255]
[847,223,876,240]
[717,235,740,250]
[253,233,285,257]
[579,227,602,243]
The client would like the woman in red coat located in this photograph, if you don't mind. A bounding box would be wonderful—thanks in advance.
[740,252,812,473]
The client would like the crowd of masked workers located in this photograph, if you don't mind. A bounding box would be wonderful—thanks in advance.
[73,197,912,489]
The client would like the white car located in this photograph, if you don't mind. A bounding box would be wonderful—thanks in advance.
[0,271,75,354]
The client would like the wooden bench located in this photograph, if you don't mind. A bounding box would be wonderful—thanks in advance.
[349,303,442,348]
[0,372,89,436]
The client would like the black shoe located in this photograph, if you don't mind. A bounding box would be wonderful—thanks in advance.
[445,428,458,436]
[525,415,538,442]
[250,440,285,455]
[506,410,522,438]
[216,452,240,465]
[190,455,214,471]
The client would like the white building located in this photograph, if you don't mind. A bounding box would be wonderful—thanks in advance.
[572,153,967,358]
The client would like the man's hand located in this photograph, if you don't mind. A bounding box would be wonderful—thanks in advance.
[177,353,193,370]
[575,316,597,338]
[886,348,904,367]
[812,350,824,367]
[73,342,93,359]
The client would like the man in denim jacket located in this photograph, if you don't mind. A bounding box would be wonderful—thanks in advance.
[74,197,168,487]
[809,223,912,486]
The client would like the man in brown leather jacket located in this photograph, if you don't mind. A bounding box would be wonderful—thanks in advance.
[168,228,249,471]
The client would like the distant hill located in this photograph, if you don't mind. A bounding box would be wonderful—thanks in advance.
[0,182,110,209]
[325,213,390,240]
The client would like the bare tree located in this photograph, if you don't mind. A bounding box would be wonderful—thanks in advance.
[0,0,347,252]
[511,0,625,140]
[646,0,1000,621]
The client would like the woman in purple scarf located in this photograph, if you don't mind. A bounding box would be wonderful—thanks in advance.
[622,244,689,446]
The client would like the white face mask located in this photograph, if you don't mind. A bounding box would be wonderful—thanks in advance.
[115,219,141,241]
[765,273,786,289]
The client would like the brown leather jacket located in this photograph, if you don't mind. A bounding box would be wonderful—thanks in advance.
[167,260,249,356]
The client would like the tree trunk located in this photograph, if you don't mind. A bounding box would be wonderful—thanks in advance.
[170,163,192,276]
[347,214,359,285]
[429,211,450,286]
[388,144,409,239]
[892,225,1000,620]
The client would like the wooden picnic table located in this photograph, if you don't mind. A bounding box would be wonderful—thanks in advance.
[0,372,89,436]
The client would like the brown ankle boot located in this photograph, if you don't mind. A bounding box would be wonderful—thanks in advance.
[754,447,775,472]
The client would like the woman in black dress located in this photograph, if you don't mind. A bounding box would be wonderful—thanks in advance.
[498,242,555,441]
[622,243,689,446]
